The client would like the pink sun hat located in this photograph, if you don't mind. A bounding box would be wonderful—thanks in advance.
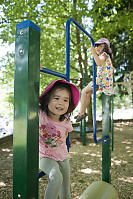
[95,38,112,54]
[39,79,80,113]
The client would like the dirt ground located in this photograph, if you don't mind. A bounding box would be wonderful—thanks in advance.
[0,121,133,199]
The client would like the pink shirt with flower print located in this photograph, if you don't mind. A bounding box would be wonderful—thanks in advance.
[39,110,73,161]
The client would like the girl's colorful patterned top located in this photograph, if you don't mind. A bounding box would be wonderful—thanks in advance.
[39,110,73,161]
[89,52,114,95]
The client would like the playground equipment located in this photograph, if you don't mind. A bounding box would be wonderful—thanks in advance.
[14,20,40,199]
[79,181,118,199]
[13,18,118,198]
[80,72,87,146]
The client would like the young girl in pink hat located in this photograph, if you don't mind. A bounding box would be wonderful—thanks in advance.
[75,38,114,122]
[39,79,80,199]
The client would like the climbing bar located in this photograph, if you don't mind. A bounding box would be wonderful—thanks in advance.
[40,67,68,80]
[66,18,108,144]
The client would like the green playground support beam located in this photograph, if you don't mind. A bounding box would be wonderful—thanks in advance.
[81,72,87,146]
[102,94,111,183]
[13,20,40,199]
[111,95,114,151]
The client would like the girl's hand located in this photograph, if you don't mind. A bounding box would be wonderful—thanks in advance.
[90,45,106,66]
[90,45,97,56]
[90,45,96,54]
[40,64,42,70]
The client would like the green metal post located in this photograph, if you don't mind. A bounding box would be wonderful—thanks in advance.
[13,20,40,199]
[80,91,82,138]
[111,95,114,151]
[82,118,86,146]
[102,94,111,183]
[81,73,86,146]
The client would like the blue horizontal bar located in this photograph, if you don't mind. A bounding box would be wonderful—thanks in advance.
[67,18,95,47]
[40,67,67,80]
[94,135,109,144]
[16,20,40,32]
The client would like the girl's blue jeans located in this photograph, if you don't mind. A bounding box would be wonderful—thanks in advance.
[39,157,71,199]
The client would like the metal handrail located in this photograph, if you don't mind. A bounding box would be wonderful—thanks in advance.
[39,18,110,179]
[66,18,109,144]
[40,67,68,80]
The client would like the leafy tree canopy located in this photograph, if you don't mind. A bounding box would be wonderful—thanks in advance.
[90,0,133,73]
[0,0,133,113]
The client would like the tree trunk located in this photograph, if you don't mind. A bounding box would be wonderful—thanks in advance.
[73,0,93,123]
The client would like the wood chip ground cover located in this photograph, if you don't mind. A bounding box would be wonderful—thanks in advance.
[0,121,133,199]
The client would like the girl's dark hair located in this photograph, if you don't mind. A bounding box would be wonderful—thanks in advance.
[96,43,113,61]
[39,82,74,121]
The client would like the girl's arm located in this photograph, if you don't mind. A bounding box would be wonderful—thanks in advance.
[90,46,107,67]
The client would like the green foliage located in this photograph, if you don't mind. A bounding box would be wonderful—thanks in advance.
[0,0,133,114]
[0,0,92,93]
[0,52,14,85]
[89,0,133,102]
[90,0,133,72]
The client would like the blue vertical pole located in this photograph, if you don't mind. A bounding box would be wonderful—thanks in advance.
[66,19,70,82]
[66,19,71,151]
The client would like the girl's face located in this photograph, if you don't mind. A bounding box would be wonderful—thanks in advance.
[95,43,105,55]
[48,88,70,121]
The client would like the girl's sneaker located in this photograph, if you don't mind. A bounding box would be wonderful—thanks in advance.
[74,113,87,122]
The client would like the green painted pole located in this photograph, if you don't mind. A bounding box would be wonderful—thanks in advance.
[111,95,114,151]
[80,89,82,138]
[13,20,40,199]
[82,118,86,146]
[102,94,111,183]
[81,73,86,146]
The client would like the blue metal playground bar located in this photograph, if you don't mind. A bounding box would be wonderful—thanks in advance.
[14,18,110,182]
[40,19,109,178]
[41,18,109,145]
[40,68,68,81]
[66,18,109,144]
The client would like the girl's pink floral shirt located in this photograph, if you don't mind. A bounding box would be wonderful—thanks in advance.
[39,110,73,161]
